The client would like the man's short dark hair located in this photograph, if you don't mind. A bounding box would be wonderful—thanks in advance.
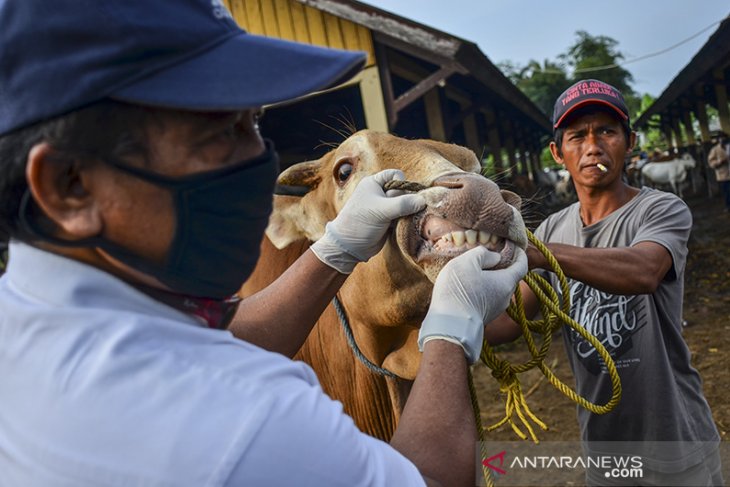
[553,105,632,157]
[0,100,151,242]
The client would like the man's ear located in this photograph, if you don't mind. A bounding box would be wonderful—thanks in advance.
[549,141,565,167]
[25,142,102,239]
[627,131,637,154]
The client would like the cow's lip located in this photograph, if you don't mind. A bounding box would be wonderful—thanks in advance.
[414,214,517,268]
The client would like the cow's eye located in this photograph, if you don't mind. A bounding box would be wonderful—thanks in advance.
[335,162,354,185]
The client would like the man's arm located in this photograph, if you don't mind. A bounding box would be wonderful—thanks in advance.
[530,241,673,295]
[228,249,347,358]
[394,246,528,487]
[391,340,475,487]
[483,238,672,344]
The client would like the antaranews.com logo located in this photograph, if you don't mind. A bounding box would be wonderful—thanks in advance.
[484,451,643,479]
[478,441,645,486]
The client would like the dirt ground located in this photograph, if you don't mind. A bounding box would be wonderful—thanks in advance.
[472,189,730,445]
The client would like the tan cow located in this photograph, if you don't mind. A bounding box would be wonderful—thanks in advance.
[241,130,527,440]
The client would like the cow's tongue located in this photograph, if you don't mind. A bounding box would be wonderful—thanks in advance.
[421,215,465,242]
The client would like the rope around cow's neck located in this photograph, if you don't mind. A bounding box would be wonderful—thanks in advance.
[381,179,622,485]
[332,295,399,379]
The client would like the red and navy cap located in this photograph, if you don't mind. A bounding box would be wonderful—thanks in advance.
[552,79,629,130]
[0,0,366,136]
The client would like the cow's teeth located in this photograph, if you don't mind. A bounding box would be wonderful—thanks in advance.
[465,229,477,245]
[443,233,452,242]
[479,231,490,244]
[452,231,465,246]
[490,234,500,245]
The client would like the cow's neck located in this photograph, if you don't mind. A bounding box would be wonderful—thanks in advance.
[294,302,402,440]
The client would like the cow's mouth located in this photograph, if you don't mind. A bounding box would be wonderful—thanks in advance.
[415,214,516,268]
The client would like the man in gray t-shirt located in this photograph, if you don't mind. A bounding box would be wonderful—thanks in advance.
[486,80,721,486]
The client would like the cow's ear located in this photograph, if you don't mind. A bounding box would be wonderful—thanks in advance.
[266,196,311,249]
[500,189,522,211]
[277,160,322,188]
[266,159,326,249]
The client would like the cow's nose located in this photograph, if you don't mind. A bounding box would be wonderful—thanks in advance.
[430,172,514,231]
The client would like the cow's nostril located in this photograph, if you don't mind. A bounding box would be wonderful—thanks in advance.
[433,180,464,189]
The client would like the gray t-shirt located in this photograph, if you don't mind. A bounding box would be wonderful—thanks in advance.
[534,187,719,471]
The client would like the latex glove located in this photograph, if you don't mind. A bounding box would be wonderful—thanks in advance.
[311,169,426,274]
[418,247,528,364]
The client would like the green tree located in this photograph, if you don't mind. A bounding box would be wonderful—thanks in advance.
[560,31,641,117]
[498,59,570,117]
[516,60,571,117]
[500,31,646,120]
[635,93,665,151]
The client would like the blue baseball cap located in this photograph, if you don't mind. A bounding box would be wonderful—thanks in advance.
[0,0,366,136]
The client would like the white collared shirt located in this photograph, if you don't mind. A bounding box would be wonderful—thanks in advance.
[0,242,424,486]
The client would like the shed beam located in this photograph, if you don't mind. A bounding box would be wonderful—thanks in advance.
[393,64,458,114]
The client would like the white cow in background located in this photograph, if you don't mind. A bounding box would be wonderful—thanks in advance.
[535,167,576,206]
[641,153,696,198]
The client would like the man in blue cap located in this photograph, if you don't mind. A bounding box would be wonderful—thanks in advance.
[486,80,722,486]
[0,1,527,485]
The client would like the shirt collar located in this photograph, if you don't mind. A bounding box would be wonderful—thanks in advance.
[5,241,203,327]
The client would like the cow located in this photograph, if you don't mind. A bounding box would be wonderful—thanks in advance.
[240,130,527,440]
[640,153,696,197]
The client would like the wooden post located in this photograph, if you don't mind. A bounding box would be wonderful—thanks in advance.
[694,85,712,144]
[358,66,389,133]
[661,119,674,153]
[482,106,504,174]
[713,69,730,135]
[462,110,482,158]
[424,89,446,142]
[503,120,517,178]
[669,113,685,153]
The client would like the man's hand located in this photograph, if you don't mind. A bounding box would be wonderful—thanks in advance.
[526,242,547,270]
[310,169,426,274]
[418,247,528,363]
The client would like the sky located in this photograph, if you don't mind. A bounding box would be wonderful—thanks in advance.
[361,0,730,97]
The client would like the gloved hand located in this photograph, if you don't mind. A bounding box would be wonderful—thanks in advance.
[311,169,426,274]
[418,246,528,364]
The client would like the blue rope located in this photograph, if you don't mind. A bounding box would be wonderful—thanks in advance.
[332,295,399,379]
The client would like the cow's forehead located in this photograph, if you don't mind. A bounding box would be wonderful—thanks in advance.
[337,131,478,186]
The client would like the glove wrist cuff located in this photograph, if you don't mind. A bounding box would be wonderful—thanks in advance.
[310,234,358,274]
[418,313,484,364]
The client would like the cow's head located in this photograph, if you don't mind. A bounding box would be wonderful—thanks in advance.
[267,130,527,378]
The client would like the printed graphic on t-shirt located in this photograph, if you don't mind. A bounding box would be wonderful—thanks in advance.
[565,280,647,375]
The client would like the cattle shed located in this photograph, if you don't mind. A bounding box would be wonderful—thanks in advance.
[634,14,730,157]
[221,0,552,181]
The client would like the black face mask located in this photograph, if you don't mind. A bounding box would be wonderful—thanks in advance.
[20,139,279,299]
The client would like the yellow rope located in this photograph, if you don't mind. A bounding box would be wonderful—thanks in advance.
[472,231,622,486]
[469,370,494,487]
[475,230,622,445]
